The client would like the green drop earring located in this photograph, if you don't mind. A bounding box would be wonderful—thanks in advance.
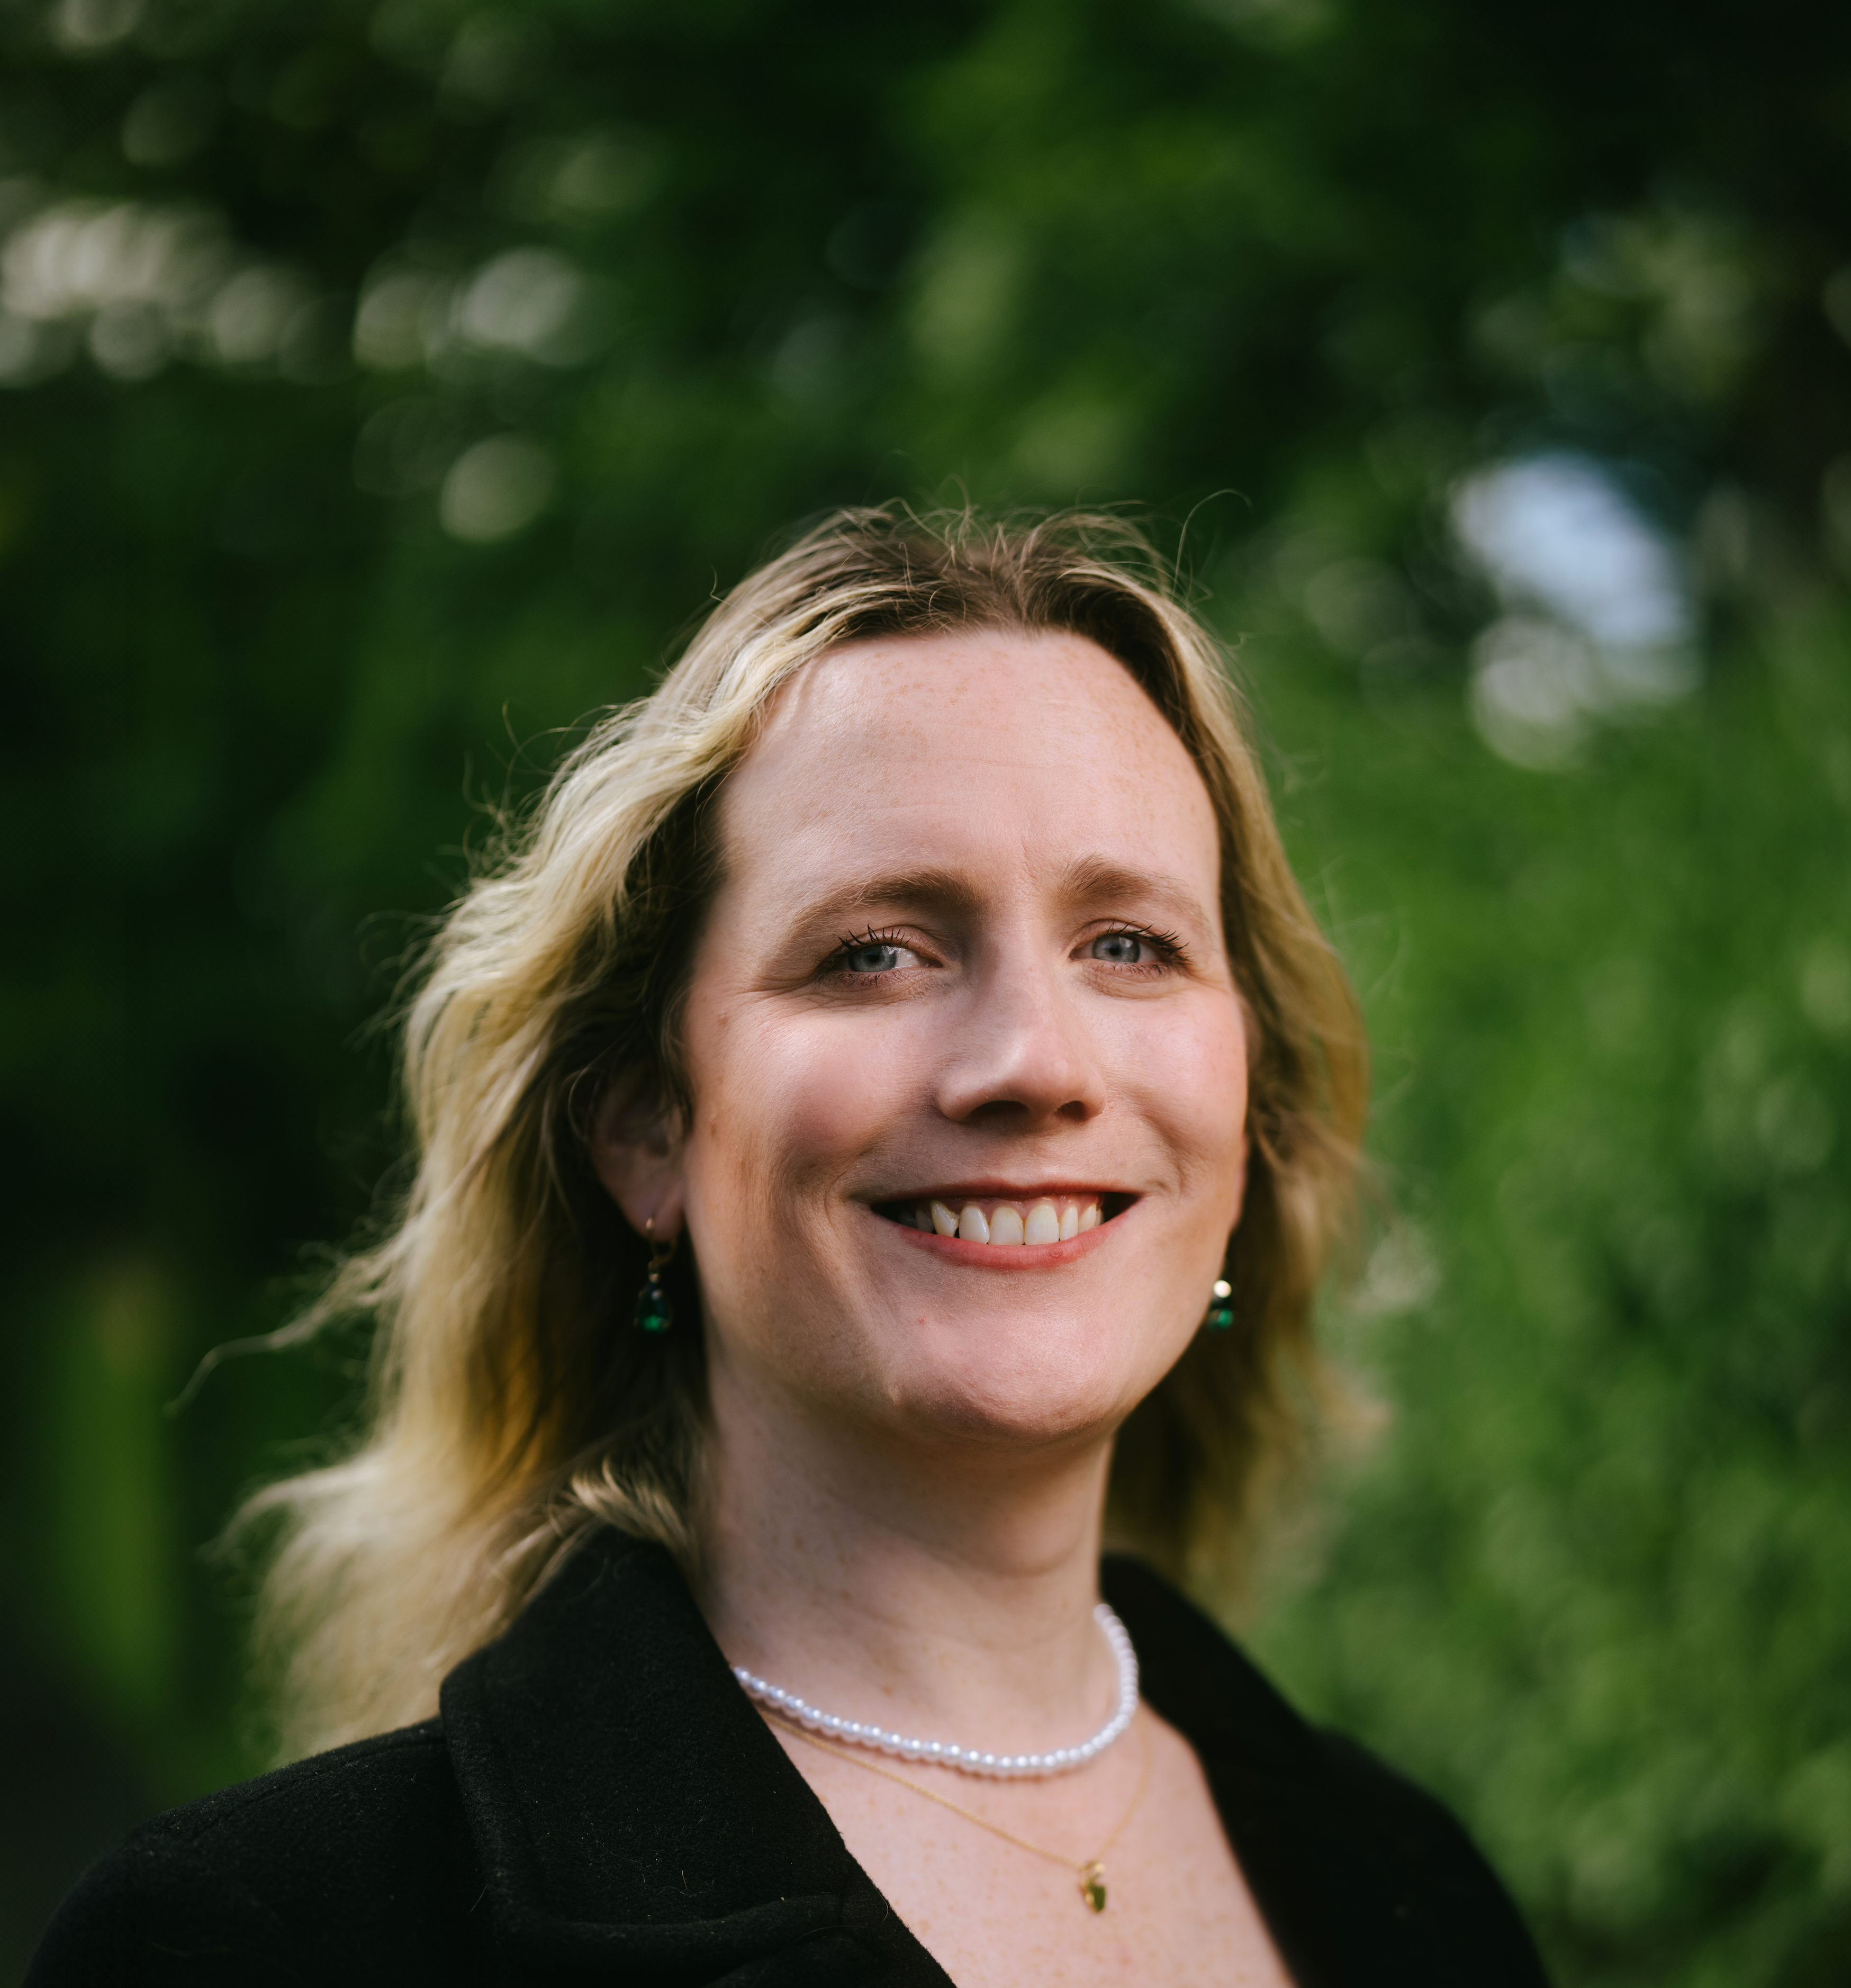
[634,1218,677,1334]
[1204,1276,1235,1333]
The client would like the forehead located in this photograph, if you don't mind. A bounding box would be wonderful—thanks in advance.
[715,628,1221,902]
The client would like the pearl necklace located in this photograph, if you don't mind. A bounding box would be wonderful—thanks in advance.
[731,1603,1139,1780]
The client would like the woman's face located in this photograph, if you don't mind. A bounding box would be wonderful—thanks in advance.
[629,629,1249,1455]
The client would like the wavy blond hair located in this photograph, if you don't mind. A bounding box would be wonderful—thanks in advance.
[243,506,1367,1759]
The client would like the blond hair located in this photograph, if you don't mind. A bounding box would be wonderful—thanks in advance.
[243,506,1367,1758]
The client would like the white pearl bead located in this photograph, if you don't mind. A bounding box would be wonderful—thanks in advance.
[734,1604,1139,1779]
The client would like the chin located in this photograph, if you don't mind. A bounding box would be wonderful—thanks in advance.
[871,1318,1163,1451]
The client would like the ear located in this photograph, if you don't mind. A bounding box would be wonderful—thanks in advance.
[588,1068,688,1242]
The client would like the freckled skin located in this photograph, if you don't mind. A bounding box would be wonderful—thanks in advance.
[775,1707,1287,1988]
[681,631,1251,1450]
[591,631,1290,1987]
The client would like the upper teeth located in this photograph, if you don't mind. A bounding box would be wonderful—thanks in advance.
[904,1198,1103,1244]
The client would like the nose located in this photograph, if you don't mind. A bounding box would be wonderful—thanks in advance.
[933,946,1108,1129]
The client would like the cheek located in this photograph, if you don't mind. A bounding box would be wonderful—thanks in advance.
[1123,999,1250,1181]
[683,1005,900,1209]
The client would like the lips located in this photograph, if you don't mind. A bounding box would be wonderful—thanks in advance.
[874,1192,1131,1246]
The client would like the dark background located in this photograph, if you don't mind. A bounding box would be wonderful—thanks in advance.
[4,0,1850,1980]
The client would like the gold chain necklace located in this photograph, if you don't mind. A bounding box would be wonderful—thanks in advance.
[776,1710,1152,1913]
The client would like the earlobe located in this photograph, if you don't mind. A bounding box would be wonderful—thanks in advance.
[588,1069,688,1242]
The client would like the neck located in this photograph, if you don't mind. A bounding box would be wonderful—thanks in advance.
[697,1361,1120,1757]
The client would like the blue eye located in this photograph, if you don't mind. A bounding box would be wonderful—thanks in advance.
[1090,932,1147,964]
[842,942,903,974]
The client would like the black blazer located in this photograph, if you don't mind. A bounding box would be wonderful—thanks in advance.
[30,1528,1549,1986]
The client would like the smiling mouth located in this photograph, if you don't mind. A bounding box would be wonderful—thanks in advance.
[872,1193,1134,1246]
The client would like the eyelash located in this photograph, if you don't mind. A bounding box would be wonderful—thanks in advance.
[821,923,1190,975]
[1111,923,1189,967]
[820,926,914,973]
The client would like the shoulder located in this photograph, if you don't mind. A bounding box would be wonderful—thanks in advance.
[1103,1555,1551,1986]
[28,1720,491,1988]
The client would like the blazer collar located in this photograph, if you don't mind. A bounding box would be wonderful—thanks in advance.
[438,1528,1320,1985]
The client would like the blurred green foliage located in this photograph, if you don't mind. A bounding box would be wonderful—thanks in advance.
[2,0,1848,1980]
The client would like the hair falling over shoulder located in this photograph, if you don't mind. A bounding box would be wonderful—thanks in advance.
[236,505,1369,1761]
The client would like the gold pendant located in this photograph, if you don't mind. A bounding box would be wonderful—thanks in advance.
[1079,1861,1107,1913]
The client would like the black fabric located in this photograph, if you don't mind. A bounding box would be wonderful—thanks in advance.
[29,1529,1550,1986]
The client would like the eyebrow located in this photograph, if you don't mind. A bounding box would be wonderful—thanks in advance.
[1052,853,1213,930]
[789,867,986,928]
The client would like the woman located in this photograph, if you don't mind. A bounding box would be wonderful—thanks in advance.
[32,509,1548,1986]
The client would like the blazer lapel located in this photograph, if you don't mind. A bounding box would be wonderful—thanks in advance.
[1102,1556,1549,1988]
[440,1527,948,1984]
